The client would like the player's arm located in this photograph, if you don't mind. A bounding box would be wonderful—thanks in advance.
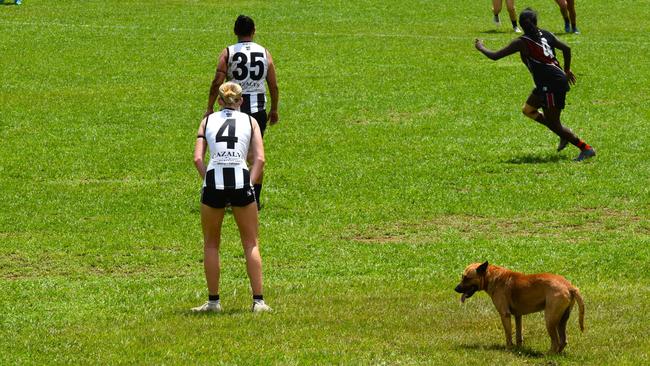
[265,50,279,125]
[553,36,576,85]
[475,38,523,60]
[248,118,266,184]
[206,49,228,117]
[193,118,208,179]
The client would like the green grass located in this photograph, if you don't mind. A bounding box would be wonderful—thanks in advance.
[1,0,649,364]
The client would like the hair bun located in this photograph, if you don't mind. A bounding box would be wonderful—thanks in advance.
[218,82,243,105]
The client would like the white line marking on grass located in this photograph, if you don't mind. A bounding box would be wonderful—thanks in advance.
[1,20,646,44]
[3,20,461,38]
[44,178,173,186]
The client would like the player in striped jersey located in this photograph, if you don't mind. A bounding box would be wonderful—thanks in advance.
[205,15,279,209]
[474,8,595,161]
[192,82,271,313]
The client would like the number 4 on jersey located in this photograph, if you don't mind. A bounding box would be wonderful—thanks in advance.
[215,118,238,149]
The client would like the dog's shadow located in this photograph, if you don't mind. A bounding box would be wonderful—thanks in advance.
[456,343,546,358]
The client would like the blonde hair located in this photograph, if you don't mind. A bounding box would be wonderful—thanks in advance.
[218,82,243,105]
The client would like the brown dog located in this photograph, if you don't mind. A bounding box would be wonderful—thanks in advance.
[454,261,584,353]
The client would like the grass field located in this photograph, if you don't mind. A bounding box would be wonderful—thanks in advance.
[1,0,649,364]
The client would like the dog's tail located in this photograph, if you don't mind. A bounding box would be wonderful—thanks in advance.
[571,287,585,332]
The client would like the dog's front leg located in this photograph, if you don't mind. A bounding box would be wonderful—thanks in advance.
[499,313,514,349]
[515,315,523,347]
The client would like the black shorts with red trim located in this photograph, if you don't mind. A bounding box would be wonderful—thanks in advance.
[532,85,567,109]
[201,185,256,209]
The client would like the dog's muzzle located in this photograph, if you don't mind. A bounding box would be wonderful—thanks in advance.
[455,284,478,303]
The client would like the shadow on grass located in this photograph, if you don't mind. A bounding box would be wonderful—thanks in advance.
[456,342,546,359]
[479,30,575,36]
[504,153,569,164]
[180,308,253,317]
[479,29,505,34]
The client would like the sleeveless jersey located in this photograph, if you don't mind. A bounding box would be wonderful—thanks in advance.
[520,29,568,90]
[203,108,253,190]
[226,42,269,114]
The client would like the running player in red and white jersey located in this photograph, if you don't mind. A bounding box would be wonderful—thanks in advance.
[205,15,279,209]
[193,82,271,313]
[474,8,595,161]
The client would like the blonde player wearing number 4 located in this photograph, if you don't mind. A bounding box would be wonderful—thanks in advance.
[193,82,271,313]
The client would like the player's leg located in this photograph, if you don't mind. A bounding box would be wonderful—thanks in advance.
[543,89,594,158]
[521,92,573,151]
[492,0,503,26]
[535,89,570,151]
[232,202,262,295]
[567,0,579,33]
[232,193,271,312]
[542,106,595,160]
[201,203,225,296]
[522,92,544,122]
[192,202,226,312]
[539,107,579,144]
[554,0,571,32]
[505,0,520,32]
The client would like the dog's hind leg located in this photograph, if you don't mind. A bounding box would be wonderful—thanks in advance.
[515,315,523,347]
[558,307,571,352]
[544,308,562,354]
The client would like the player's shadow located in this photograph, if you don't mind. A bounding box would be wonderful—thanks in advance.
[479,29,506,34]
[505,153,569,164]
[180,308,251,316]
[456,343,545,359]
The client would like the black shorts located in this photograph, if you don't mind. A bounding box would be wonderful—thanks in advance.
[201,185,256,209]
[532,86,567,109]
[249,110,268,137]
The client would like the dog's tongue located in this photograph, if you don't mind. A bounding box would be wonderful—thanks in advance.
[461,293,467,303]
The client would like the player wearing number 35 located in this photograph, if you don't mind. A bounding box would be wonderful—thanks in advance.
[192,82,271,313]
[205,15,279,208]
[475,8,595,161]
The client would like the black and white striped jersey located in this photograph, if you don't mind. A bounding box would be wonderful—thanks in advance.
[203,108,253,190]
[226,41,269,114]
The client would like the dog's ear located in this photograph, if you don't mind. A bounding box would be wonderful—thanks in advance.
[476,261,489,275]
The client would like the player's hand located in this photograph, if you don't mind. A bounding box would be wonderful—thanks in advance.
[268,110,279,125]
[565,69,576,85]
[474,38,484,51]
